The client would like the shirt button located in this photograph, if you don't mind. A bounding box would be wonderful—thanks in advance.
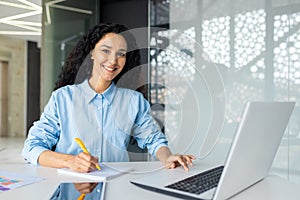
[97,106,101,110]
[97,128,101,132]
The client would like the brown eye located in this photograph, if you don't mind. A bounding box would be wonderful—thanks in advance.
[117,52,126,57]
[102,49,110,54]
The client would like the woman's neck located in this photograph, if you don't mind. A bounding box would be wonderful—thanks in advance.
[88,77,112,94]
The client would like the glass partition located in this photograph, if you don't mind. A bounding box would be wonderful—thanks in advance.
[150,0,300,183]
[41,0,99,106]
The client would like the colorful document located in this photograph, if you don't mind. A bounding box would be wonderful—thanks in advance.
[0,170,44,192]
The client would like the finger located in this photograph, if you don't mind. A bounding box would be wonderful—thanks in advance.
[80,186,95,194]
[74,183,90,191]
[71,164,90,173]
[79,153,100,170]
[171,163,176,169]
[90,156,99,168]
[184,156,194,166]
[73,158,92,172]
[81,183,98,193]
[176,157,189,171]
[78,152,93,161]
[189,155,197,160]
[74,183,91,193]
[75,154,97,172]
[165,162,175,169]
[185,156,193,166]
[79,153,99,166]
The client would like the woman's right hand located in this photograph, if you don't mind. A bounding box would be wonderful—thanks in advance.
[66,152,99,172]
[74,182,99,194]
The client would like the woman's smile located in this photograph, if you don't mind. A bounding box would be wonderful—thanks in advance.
[102,64,118,72]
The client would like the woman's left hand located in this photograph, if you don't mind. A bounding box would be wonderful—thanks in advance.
[165,154,196,171]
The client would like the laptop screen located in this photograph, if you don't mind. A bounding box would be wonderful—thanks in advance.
[214,102,295,200]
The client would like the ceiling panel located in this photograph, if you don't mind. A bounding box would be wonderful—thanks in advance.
[0,0,42,43]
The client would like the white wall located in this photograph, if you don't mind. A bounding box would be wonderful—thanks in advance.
[0,36,26,137]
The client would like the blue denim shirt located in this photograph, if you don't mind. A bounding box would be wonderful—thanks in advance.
[22,80,168,165]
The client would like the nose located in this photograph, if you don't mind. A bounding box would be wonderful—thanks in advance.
[108,54,117,65]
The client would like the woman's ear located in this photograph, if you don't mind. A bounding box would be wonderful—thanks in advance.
[90,51,94,60]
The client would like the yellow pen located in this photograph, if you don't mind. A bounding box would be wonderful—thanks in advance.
[74,138,101,170]
[77,193,85,200]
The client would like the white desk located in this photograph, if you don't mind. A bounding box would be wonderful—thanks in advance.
[1,161,299,200]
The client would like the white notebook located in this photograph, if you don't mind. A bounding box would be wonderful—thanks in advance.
[57,164,132,181]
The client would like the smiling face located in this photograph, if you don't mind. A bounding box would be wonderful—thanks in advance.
[90,33,127,87]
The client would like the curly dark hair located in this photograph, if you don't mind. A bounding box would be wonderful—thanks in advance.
[54,23,142,91]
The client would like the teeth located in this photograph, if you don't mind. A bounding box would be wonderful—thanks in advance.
[103,66,115,71]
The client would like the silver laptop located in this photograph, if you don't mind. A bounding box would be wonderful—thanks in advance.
[130,102,295,200]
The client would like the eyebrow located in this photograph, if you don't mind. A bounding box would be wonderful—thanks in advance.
[100,44,127,52]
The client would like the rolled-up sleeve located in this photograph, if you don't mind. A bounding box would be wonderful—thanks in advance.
[131,93,168,157]
[22,92,61,165]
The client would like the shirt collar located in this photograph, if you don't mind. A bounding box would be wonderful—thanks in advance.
[79,79,116,105]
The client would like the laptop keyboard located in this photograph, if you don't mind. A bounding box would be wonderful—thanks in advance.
[165,166,224,195]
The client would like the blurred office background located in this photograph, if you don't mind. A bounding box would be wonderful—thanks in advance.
[0,0,300,184]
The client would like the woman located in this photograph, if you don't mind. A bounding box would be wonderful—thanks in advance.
[22,23,195,172]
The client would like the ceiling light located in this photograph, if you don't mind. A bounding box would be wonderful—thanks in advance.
[0,10,42,23]
[51,4,92,14]
[0,0,41,40]
[0,0,36,10]
[1,21,41,31]
[17,0,41,10]
[0,31,41,35]
[4,20,42,27]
